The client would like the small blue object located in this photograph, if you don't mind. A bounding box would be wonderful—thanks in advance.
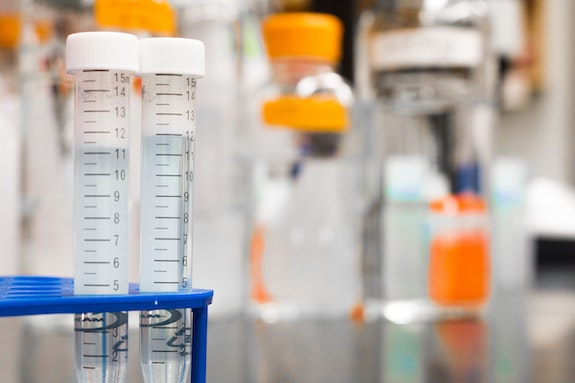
[0,276,213,383]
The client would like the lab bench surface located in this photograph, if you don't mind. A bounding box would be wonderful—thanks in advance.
[0,291,571,383]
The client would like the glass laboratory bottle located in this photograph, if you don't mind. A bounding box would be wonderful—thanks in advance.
[490,158,531,295]
[19,0,95,278]
[0,8,20,276]
[487,0,533,297]
[173,0,245,317]
[355,0,494,322]
[246,13,361,320]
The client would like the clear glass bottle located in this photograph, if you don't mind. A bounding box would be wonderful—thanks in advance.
[18,0,94,346]
[487,0,533,298]
[0,6,21,276]
[245,13,362,320]
[355,0,494,322]
[18,0,95,278]
[172,0,245,317]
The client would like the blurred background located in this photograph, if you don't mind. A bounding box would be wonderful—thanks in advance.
[2,0,575,382]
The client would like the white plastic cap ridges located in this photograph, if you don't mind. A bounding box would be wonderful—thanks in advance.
[66,32,139,73]
[139,38,205,77]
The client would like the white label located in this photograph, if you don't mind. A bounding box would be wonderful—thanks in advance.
[385,156,427,202]
[492,158,528,207]
[371,27,483,70]
[385,156,450,202]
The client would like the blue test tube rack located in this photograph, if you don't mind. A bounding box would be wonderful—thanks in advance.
[0,276,213,383]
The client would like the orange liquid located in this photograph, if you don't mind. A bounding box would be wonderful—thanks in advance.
[428,231,489,305]
[250,226,272,303]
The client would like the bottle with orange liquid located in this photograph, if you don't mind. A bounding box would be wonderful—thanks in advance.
[245,13,362,320]
[355,0,495,322]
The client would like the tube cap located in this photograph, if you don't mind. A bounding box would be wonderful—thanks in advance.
[66,32,138,73]
[139,38,205,77]
[262,13,343,62]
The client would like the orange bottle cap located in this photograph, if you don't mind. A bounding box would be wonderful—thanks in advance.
[0,14,21,49]
[34,20,53,44]
[262,95,348,132]
[262,13,343,62]
[430,193,487,214]
[94,0,176,35]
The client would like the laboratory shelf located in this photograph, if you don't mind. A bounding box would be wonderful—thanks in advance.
[0,275,213,383]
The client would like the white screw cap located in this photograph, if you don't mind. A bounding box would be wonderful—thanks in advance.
[139,37,205,77]
[66,32,139,73]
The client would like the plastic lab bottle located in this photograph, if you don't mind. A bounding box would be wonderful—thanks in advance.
[18,0,96,278]
[245,13,362,320]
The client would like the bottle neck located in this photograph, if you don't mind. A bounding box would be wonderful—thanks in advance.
[270,58,335,89]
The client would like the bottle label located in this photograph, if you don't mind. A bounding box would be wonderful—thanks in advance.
[371,27,483,70]
[385,156,427,202]
[385,156,451,202]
